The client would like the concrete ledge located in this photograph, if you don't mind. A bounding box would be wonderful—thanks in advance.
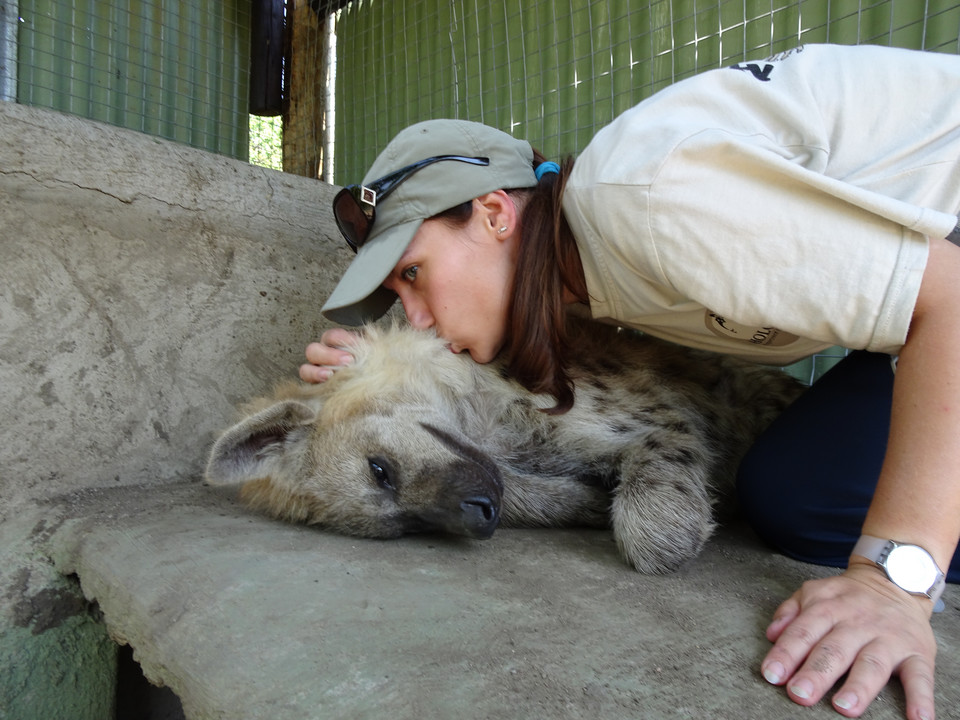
[45,481,960,720]
[0,100,344,716]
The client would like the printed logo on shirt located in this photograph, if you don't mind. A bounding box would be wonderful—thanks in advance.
[765,46,804,62]
[729,45,804,81]
[705,311,799,347]
[729,62,774,82]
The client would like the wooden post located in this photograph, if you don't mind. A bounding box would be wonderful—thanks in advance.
[283,0,327,179]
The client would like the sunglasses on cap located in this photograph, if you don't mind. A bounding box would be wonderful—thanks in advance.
[333,155,490,253]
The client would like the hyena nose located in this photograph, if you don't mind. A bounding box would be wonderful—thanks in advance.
[460,496,500,539]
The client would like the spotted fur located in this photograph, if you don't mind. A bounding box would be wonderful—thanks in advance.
[206,321,804,573]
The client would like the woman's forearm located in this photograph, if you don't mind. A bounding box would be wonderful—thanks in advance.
[862,236,960,575]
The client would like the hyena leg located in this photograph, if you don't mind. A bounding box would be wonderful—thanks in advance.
[611,430,716,574]
[499,472,611,529]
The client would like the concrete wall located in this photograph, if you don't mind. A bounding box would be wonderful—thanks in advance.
[0,101,346,717]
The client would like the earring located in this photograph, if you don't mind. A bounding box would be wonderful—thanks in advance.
[497,226,508,234]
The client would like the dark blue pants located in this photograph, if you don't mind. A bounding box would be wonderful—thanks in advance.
[737,350,960,583]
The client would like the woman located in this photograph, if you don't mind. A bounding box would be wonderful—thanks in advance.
[304,44,960,719]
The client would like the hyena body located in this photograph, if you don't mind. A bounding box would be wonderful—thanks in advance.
[206,321,804,573]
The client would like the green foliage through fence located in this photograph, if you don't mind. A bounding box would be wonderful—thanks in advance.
[249,114,283,171]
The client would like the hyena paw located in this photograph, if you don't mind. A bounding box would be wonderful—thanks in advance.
[613,516,715,574]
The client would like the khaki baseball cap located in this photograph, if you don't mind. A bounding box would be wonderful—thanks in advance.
[321,119,537,326]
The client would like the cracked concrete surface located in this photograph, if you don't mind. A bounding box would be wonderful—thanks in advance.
[43,481,960,720]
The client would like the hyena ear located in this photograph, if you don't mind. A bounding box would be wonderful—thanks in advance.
[205,400,316,486]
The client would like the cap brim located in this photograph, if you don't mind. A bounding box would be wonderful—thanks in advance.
[320,217,421,325]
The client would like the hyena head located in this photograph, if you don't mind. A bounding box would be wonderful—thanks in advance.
[205,325,504,540]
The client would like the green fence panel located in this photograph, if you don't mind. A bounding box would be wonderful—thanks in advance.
[333,0,960,184]
[15,0,250,159]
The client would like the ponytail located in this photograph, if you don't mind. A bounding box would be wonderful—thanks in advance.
[506,156,587,414]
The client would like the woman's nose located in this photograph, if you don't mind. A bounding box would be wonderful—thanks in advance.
[399,295,434,330]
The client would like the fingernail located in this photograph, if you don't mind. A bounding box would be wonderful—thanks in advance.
[789,679,814,700]
[762,661,784,685]
[767,614,787,631]
[834,691,858,711]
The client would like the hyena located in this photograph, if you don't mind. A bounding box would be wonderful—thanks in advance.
[205,320,804,573]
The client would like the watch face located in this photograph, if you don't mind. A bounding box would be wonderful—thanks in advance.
[886,544,939,594]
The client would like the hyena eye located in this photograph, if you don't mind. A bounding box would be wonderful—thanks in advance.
[368,458,395,492]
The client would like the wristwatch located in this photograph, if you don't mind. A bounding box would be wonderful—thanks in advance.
[853,535,946,605]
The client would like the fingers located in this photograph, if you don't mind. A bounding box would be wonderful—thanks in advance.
[826,640,895,718]
[829,645,935,719]
[304,341,354,368]
[760,592,805,687]
[320,327,361,350]
[759,572,938,718]
[300,328,359,383]
[765,595,801,642]
[299,362,334,383]
[762,589,845,706]
[765,622,884,714]
[899,653,937,720]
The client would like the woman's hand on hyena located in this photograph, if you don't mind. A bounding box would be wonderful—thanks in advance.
[300,328,359,383]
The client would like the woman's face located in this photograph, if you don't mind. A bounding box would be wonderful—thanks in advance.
[381,196,519,364]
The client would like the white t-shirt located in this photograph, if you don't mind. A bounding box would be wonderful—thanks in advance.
[563,44,960,364]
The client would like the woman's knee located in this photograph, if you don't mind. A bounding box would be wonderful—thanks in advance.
[736,351,894,567]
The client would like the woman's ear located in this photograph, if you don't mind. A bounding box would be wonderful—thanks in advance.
[474,190,518,240]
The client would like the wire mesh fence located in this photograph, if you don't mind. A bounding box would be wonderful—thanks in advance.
[322,0,960,186]
[8,1,959,189]
[6,0,251,158]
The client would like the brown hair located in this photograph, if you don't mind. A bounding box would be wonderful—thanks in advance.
[433,152,587,414]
